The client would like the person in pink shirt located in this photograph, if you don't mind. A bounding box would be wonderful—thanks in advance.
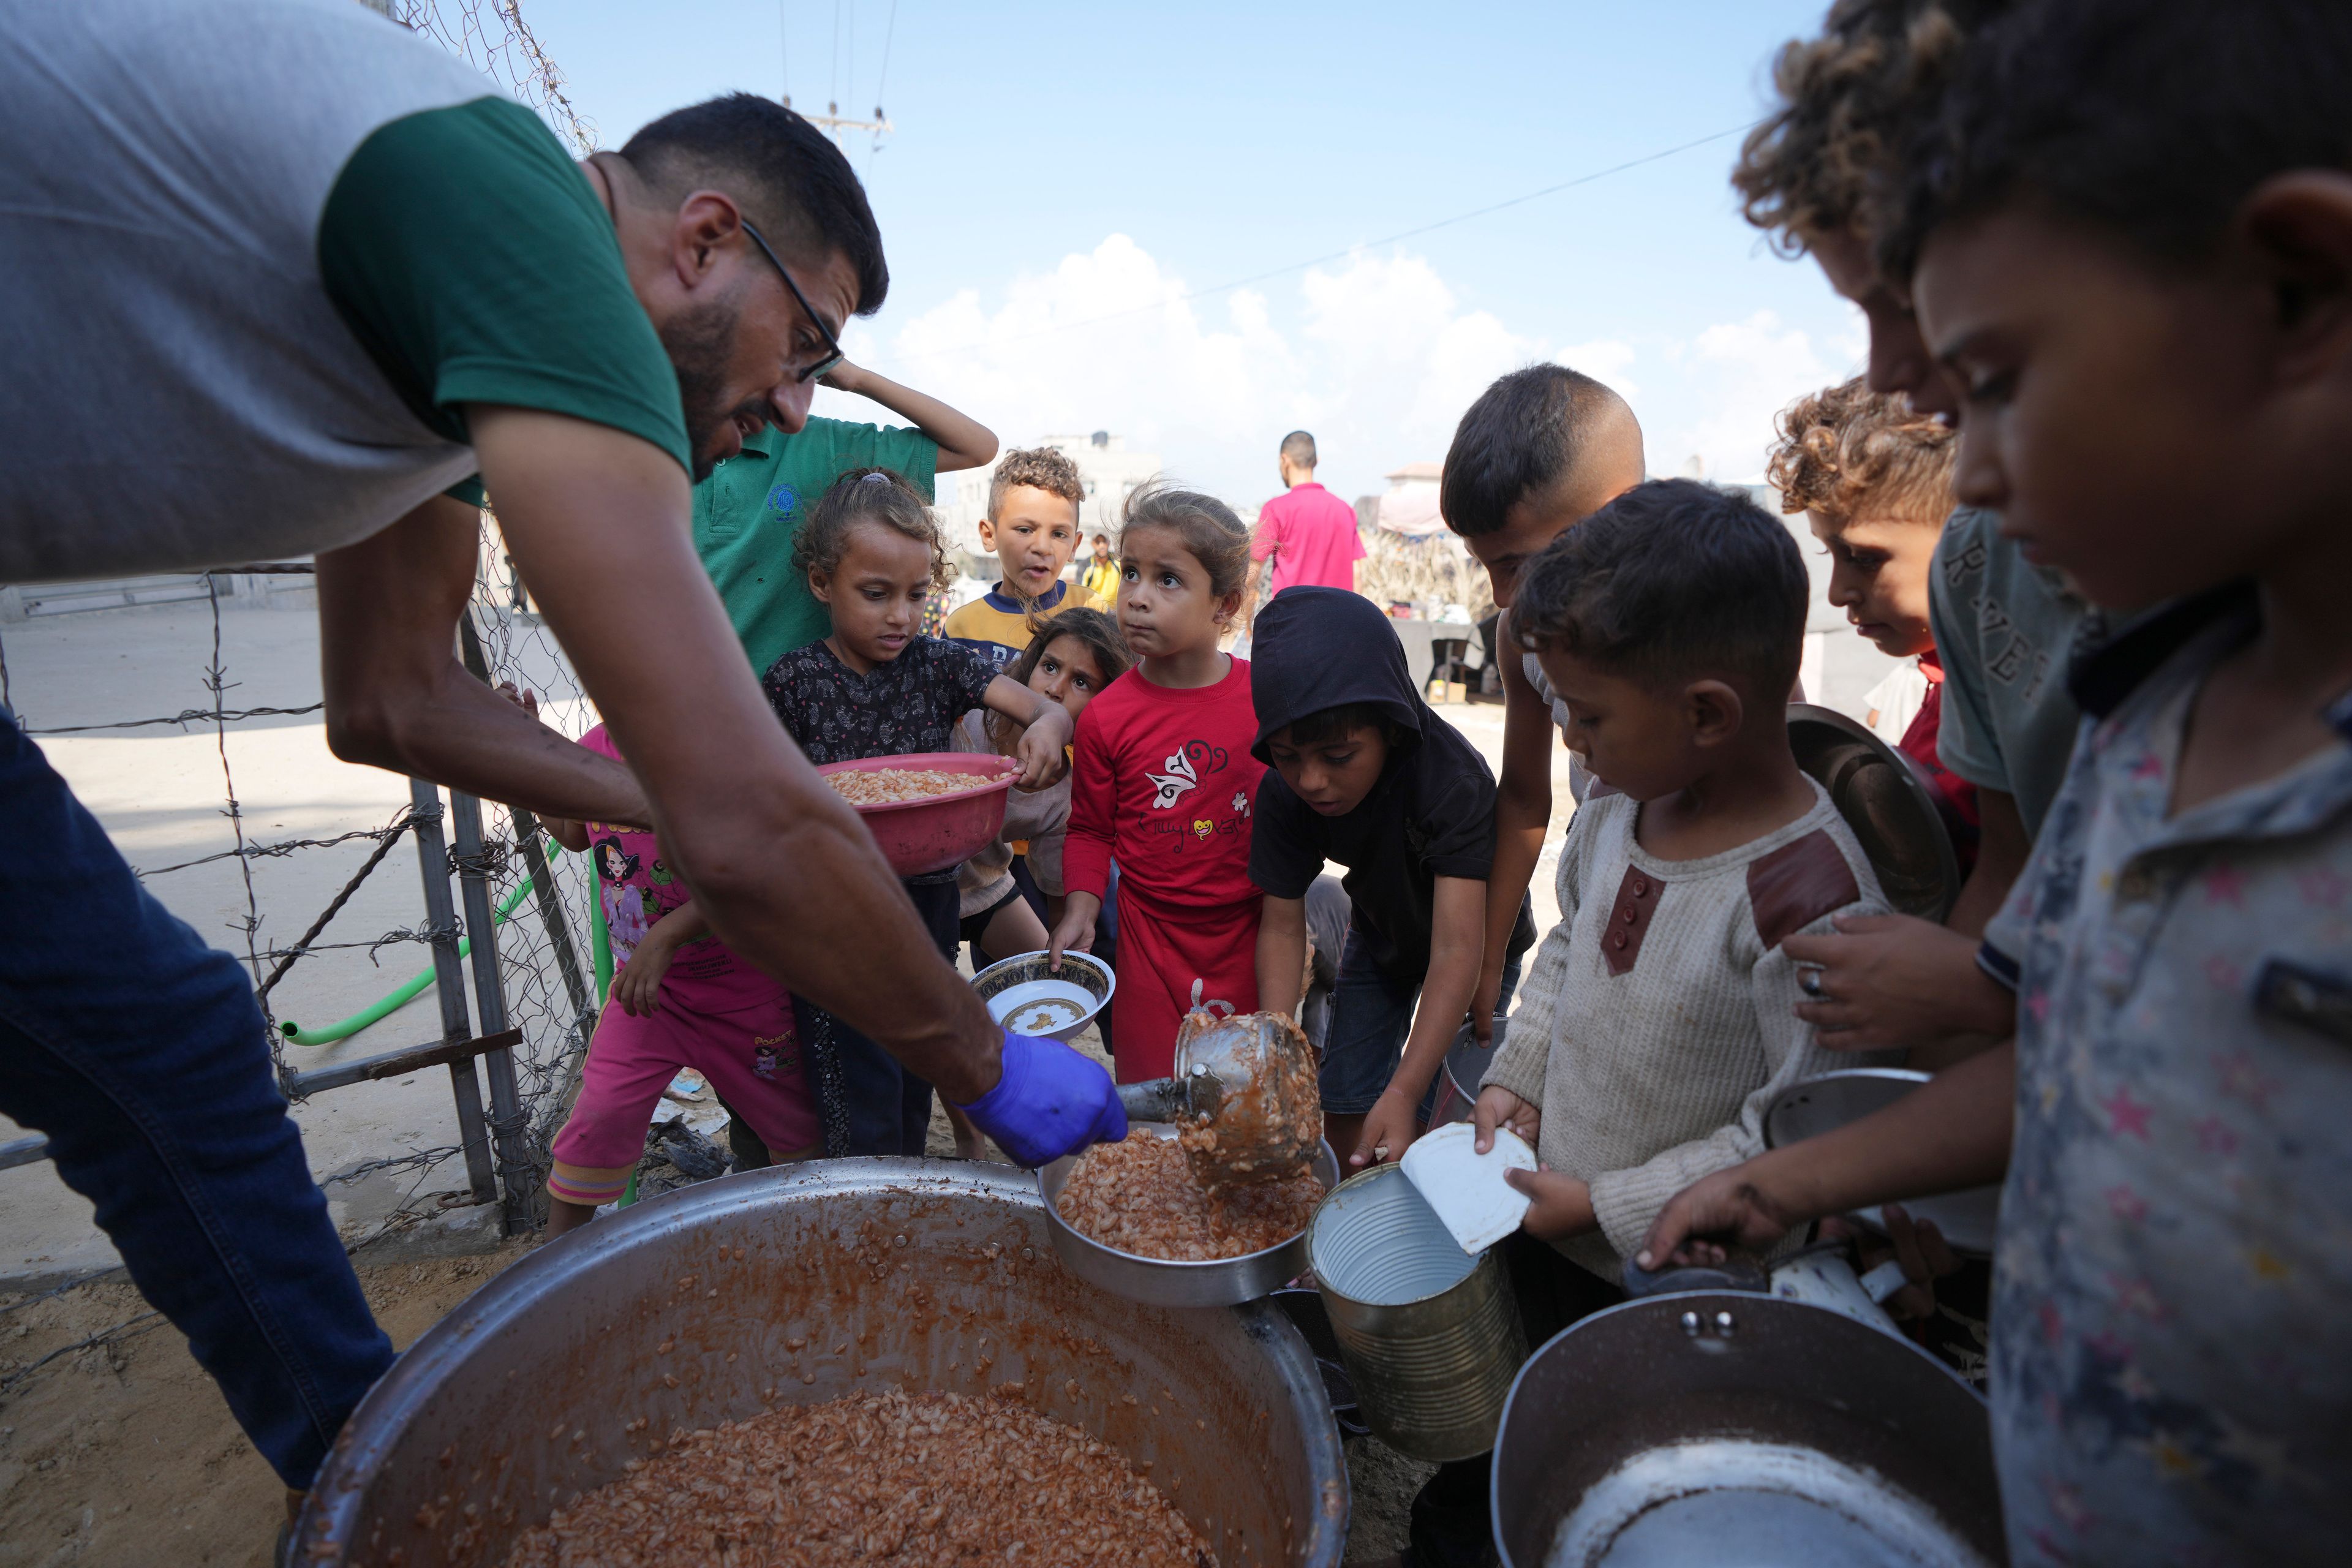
[1247,431,1365,616]
[537,721,820,1236]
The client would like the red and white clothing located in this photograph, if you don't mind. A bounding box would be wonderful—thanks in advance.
[1894,652,1981,875]
[1065,658,1266,1080]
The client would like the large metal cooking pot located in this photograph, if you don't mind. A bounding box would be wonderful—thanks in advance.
[1491,1291,2004,1567]
[293,1159,1349,1567]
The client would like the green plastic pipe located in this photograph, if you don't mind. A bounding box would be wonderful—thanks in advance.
[279,839,599,1047]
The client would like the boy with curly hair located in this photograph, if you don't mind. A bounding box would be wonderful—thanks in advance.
[1724,0,2045,1065]
[1766,377,1975,868]
[1650,6,2352,1559]
[943,444,1104,668]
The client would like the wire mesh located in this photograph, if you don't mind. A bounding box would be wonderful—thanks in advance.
[388,0,597,154]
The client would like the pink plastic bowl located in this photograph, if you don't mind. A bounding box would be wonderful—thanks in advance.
[814,751,1019,877]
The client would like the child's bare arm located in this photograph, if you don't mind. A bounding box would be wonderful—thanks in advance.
[1944,786,2027,938]
[1637,1041,2015,1270]
[1477,620,1555,1039]
[820,363,998,473]
[1357,876,1486,1167]
[1255,895,1310,1018]
[609,899,706,1017]
[982,675,1074,789]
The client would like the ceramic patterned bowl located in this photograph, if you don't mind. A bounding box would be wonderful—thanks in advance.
[969,949,1115,1042]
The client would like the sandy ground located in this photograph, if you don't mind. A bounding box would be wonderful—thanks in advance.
[0,1234,533,1568]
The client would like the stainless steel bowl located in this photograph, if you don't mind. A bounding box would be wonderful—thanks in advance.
[1040,1123,1341,1308]
[293,1158,1348,1567]
[971,948,1116,1042]
[1765,1068,2002,1255]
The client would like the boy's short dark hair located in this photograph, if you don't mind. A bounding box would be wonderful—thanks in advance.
[1280,431,1317,469]
[1883,1,2352,279]
[987,446,1087,521]
[1441,365,1633,538]
[1512,478,1807,703]
[1276,702,1409,752]
[619,94,888,315]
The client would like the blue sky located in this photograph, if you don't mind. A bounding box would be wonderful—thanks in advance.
[521,0,1861,505]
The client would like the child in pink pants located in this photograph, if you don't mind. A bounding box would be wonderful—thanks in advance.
[541,725,820,1235]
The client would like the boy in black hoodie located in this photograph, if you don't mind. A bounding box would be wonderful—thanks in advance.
[1250,587,1537,1167]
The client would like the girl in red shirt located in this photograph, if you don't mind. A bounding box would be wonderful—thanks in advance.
[1050,483,1267,1080]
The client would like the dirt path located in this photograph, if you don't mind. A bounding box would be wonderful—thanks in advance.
[0,1241,536,1568]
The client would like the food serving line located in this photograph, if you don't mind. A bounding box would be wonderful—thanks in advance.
[292,726,2010,1567]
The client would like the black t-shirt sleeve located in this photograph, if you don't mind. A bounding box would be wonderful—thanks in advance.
[934,638,1001,714]
[1248,772,1327,899]
[1412,738,1503,881]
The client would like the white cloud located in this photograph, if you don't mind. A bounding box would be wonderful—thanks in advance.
[829,239,1865,504]
[1556,337,1640,399]
[1649,307,1866,483]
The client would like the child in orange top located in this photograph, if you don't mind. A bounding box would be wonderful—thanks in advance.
[1049,484,1265,1080]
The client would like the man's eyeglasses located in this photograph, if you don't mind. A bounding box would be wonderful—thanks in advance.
[741,219,846,385]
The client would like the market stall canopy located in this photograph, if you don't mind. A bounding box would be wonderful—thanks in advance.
[1375,462,1448,537]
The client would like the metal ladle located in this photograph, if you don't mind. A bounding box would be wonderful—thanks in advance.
[1115,1011,1322,1188]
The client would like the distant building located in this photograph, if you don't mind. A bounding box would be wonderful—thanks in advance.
[937,431,1164,567]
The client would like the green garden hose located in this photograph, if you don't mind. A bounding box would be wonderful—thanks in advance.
[279,841,601,1046]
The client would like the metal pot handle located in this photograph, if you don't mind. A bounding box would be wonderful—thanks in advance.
[1618,1255,1770,1298]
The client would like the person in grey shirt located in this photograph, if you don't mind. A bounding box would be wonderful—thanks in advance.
[0,0,1118,1519]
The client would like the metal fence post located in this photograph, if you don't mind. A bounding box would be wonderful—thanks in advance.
[454,611,593,1042]
[409,778,496,1205]
[450,788,536,1235]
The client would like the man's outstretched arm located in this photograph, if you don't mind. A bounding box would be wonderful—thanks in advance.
[329,407,1003,1101]
[317,494,652,827]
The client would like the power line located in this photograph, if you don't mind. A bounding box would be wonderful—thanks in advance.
[874,0,899,114]
[879,119,1762,368]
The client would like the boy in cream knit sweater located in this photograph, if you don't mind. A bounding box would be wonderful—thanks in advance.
[1472,478,1894,1283]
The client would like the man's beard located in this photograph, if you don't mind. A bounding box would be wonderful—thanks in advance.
[660,298,769,483]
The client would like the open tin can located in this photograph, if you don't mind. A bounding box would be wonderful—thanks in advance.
[1307,1161,1526,1463]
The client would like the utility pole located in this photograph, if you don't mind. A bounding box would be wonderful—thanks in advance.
[785,95,893,149]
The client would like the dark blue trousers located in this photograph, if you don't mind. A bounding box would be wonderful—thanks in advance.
[0,719,393,1488]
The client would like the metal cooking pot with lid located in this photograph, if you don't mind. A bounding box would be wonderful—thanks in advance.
[293,1159,1349,1567]
[1491,1291,2003,1567]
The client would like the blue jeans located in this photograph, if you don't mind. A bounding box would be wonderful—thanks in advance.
[802,875,960,1158]
[1318,926,1523,1116]
[0,720,393,1488]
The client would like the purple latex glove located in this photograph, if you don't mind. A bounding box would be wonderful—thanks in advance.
[952,1030,1126,1167]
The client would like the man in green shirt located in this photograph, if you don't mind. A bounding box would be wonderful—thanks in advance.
[694,364,996,678]
[0,4,1122,1525]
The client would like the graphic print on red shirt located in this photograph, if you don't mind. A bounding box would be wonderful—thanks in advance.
[1065,658,1267,1079]
[1064,657,1267,911]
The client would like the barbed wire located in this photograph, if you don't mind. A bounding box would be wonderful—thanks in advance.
[26,703,323,737]
[391,0,597,154]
